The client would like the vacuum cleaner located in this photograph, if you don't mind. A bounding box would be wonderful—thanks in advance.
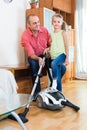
[36,87,80,111]
[8,56,80,123]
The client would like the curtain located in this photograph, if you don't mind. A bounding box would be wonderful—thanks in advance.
[75,0,87,79]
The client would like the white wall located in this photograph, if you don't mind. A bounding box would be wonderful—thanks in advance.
[0,0,30,66]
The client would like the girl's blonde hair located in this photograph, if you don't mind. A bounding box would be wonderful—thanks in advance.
[52,13,68,31]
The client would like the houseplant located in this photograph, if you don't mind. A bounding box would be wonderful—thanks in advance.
[29,0,39,8]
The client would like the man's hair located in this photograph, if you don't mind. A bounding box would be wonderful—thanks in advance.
[26,14,36,24]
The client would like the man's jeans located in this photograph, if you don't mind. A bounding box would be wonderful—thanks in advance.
[51,53,66,91]
[28,58,40,95]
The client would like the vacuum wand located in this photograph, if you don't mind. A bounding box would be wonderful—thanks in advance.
[8,56,46,123]
[17,56,46,123]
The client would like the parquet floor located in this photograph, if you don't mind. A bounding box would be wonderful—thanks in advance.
[0,80,87,130]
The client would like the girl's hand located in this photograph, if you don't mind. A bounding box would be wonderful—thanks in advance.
[64,58,69,66]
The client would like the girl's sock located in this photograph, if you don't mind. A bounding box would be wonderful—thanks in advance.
[51,78,57,89]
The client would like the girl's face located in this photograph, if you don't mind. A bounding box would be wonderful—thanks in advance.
[52,16,63,30]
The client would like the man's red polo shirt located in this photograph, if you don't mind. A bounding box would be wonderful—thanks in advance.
[21,27,51,57]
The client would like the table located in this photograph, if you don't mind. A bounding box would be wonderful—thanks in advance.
[0,94,29,130]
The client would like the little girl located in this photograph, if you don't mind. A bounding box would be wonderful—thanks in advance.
[50,13,69,91]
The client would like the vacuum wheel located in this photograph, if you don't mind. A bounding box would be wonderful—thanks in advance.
[36,95,43,108]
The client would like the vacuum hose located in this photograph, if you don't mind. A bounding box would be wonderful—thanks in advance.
[61,99,80,111]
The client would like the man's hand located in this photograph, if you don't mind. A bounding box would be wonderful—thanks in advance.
[38,57,45,67]
[43,48,50,58]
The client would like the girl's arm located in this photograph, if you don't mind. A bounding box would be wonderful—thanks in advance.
[62,31,69,66]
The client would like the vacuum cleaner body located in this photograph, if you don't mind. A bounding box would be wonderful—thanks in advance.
[36,87,80,111]
[36,87,66,110]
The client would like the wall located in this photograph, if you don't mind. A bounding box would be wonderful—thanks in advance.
[0,0,30,66]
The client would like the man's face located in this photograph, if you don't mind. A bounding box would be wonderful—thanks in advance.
[28,16,40,31]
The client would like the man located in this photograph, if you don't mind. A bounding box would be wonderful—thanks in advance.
[21,14,51,99]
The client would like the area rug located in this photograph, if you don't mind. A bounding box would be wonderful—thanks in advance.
[0,126,18,130]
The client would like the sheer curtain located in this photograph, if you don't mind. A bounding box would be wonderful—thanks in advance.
[75,0,87,79]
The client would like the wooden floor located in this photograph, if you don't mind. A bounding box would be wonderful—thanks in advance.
[0,80,87,130]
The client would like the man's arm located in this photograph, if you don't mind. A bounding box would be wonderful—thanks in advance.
[30,54,44,66]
